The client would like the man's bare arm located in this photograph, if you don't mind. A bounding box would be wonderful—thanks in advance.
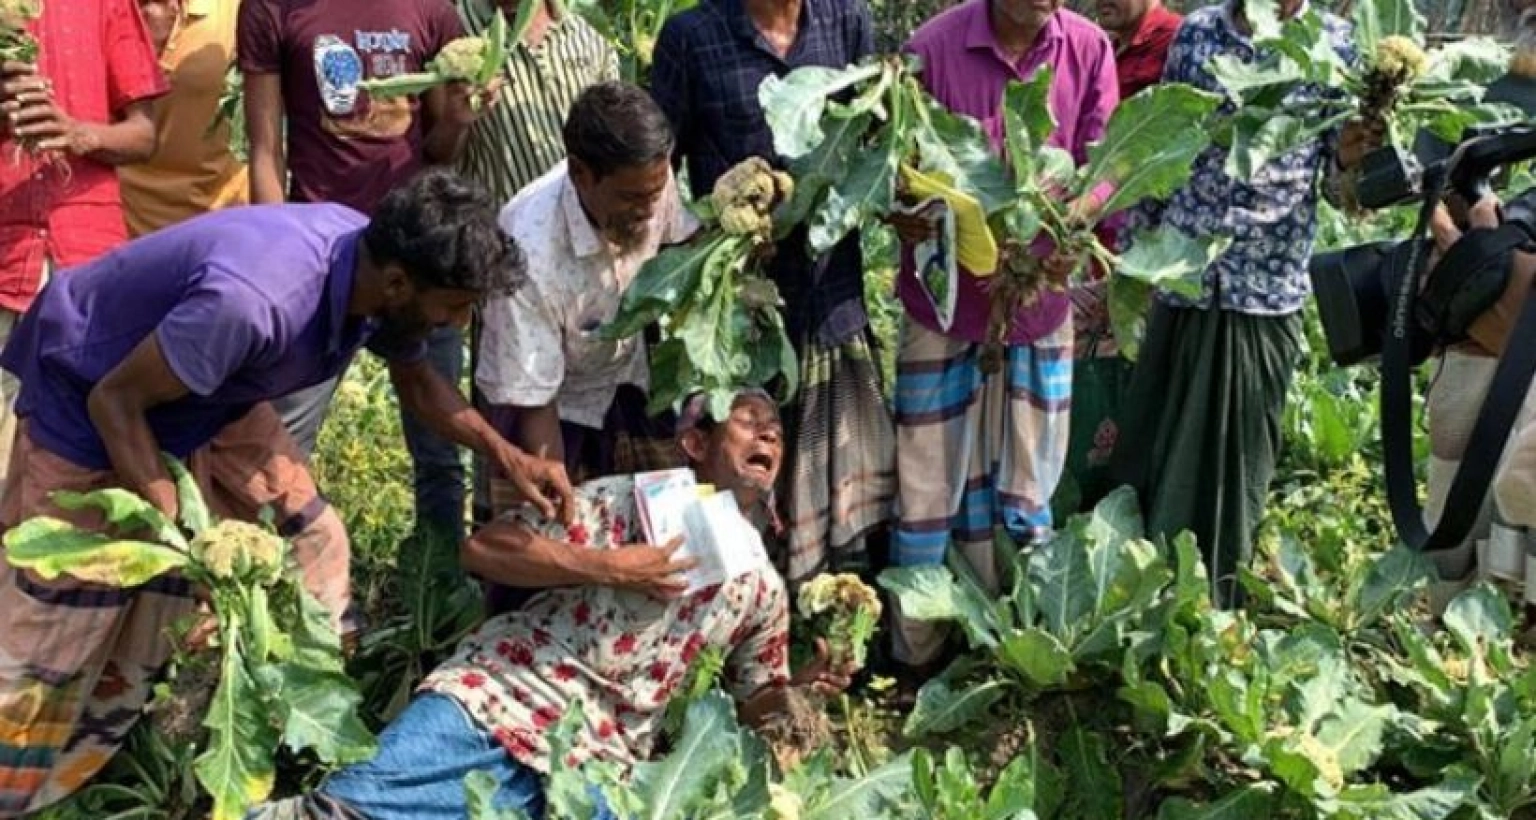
[86,335,192,518]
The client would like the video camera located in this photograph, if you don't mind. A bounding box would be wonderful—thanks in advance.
[1306,122,1536,566]
[1310,124,1536,368]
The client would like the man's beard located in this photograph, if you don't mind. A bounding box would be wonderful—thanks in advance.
[603,220,649,254]
[379,302,433,340]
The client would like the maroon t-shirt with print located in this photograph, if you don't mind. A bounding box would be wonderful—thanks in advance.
[237,0,463,214]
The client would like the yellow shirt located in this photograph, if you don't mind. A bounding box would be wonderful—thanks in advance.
[119,0,247,237]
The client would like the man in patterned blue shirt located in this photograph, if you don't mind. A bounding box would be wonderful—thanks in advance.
[1113,0,1377,606]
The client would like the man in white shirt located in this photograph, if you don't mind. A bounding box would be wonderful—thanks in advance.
[477,81,696,522]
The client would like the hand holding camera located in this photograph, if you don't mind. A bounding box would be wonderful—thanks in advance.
[1429,195,1536,357]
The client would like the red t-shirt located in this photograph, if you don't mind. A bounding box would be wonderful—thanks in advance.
[0,0,166,314]
[1115,4,1183,99]
[236,0,463,214]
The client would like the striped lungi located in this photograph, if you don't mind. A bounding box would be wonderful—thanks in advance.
[781,333,896,585]
[0,404,350,817]
[891,318,1073,665]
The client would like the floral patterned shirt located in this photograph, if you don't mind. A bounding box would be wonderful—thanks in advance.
[1136,1,1354,316]
[420,476,791,774]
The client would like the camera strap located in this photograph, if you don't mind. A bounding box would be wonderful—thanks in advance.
[1382,191,1536,573]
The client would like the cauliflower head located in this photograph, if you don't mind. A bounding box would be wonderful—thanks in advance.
[191,520,285,583]
[766,784,802,820]
[719,204,771,238]
[710,158,795,240]
[0,0,40,30]
[797,574,882,671]
[798,573,881,620]
[1372,36,1427,85]
[429,36,489,81]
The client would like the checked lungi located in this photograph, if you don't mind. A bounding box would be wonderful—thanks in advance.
[781,333,895,585]
[0,404,350,817]
[891,319,1073,665]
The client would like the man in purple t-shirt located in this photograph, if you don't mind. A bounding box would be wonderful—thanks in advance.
[887,0,1117,674]
[0,170,574,813]
[238,0,491,548]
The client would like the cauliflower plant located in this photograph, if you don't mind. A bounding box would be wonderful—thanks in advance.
[711,157,794,241]
[0,0,39,64]
[0,0,39,31]
[428,35,489,81]
[1372,36,1428,86]
[797,573,882,671]
[191,520,285,584]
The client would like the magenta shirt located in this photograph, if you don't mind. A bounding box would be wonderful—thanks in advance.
[899,3,1118,344]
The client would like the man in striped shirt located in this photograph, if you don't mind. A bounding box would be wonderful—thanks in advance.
[455,0,619,205]
[456,0,619,527]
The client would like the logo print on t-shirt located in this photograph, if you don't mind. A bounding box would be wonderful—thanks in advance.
[313,35,364,117]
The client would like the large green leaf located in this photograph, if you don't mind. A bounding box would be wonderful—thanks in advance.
[912,90,1015,214]
[802,753,915,820]
[676,246,745,385]
[1315,700,1392,776]
[1243,0,1284,41]
[1208,53,1307,101]
[1003,69,1056,184]
[4,517,189,587]
[1423,38,1510,86]
[1224,111,1320,182]
[1080,83,1222,217]
[1330,771,1482,820]
[603,232,735,339]
[1354,546,1434,628]
[1156,786,1277,819]
[624,691,746,820]
[1057,726,1122,820]
[760,62,885,159]
[998,628,1075,688]
[478,7,512,86]
[1028,527,1095,638]
[52,487,185,547]
[903,678,1008,738]
[1116,228,1230,301]
[1351,0,1423,59]
[164,455,211,536]
[1108,276,1153,361]
[807,120,900,254]
[465,770,534,820]
[273,664,377,764]
[879,565,1003,649]
[196,629,279,820]
[1442,584,1514,662]
[781,111,871,232]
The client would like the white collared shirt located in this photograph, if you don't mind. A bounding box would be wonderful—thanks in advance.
[477,161,697,428]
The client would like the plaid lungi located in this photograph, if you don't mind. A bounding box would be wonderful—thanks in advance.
[0,404,350,817]
[891,318,1073,664]
[780,333,896,584]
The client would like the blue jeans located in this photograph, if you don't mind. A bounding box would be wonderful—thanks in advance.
[321,694,614,820]
[275,326,467,541]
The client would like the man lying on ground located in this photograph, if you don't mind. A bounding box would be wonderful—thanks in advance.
[250,390,852,820]
[0,168,573,817]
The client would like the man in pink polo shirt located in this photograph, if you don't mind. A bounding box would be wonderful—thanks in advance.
[888,0,1117,674]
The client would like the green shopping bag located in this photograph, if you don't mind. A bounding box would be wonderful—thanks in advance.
[1054,334,1135,520]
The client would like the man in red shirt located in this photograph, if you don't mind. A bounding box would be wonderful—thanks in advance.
[1096,0,1182,98]
[0,0,165,491]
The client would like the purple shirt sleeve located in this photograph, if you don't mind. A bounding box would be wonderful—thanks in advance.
[156,277,277,397]
[1075,36,1118,155]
